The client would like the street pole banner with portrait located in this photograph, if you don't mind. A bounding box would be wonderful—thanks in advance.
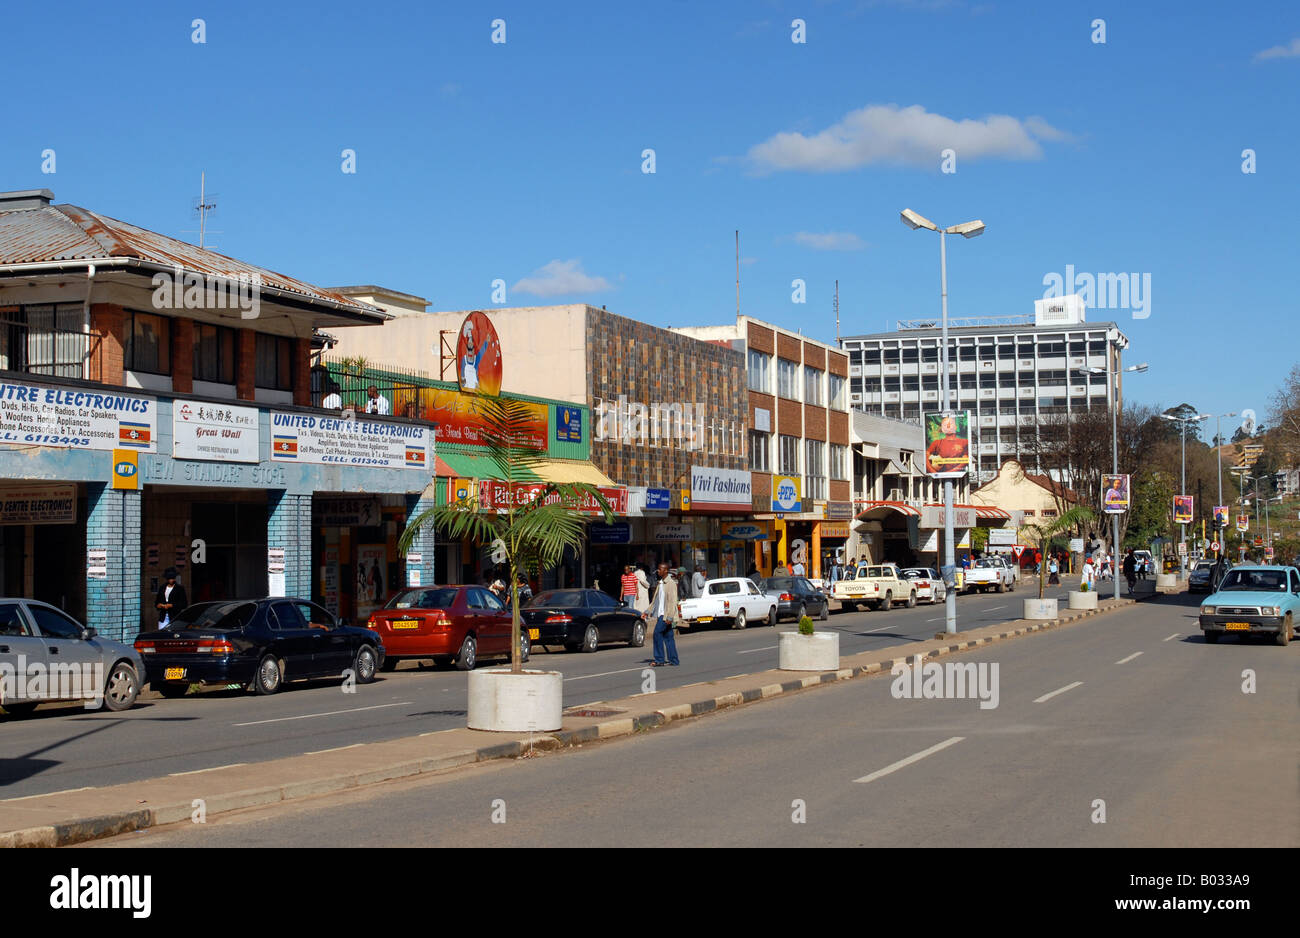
[1236,514,1249,533]
[1213,505,1228,529]
[1101,474,1130,513]
[1173,495,1193,525]
[924,411,970,478]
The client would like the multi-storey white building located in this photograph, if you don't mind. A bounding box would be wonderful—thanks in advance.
[840,297,1130,484]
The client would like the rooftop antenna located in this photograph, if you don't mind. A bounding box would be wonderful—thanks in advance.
[735,230,741,319]
[834,279,840,342]
[185,171,220,248]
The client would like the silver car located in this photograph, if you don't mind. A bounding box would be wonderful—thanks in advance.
[0,599,144,717]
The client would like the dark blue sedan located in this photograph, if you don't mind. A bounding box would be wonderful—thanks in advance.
[520,589,647,653]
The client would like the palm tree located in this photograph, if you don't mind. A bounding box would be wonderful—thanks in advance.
[1023,505,1097,598]
[399,395,614,673]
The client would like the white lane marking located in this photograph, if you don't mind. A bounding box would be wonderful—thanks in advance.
[854,737,965,784]
[925,618,942,623]
[232,702,411,727]
[563,668,644,682]
[737,645,778,654]
[168,763,247,777]
[1033,681,1084,704]
[2,786,94,802]
[1162,632,1180,641]
[1115,652,1143,665]
[305,744,364,755]
[865,624,897,632]
[987,605,1007,611]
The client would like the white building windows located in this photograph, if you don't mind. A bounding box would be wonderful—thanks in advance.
[805,439,826,500]
[748,429,770,472]
[779,434,800,475]
[777,358,800,400]
[747,349,770,393]
[804,366,823,405]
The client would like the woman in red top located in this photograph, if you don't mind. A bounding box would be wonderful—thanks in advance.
[620,565,639,604]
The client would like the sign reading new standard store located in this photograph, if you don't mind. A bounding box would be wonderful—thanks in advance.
[690,466,751,511]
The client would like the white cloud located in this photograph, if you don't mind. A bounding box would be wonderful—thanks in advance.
[793,231,867,251]
[744,104,1068,172]
[512,259,612,297]
[1254,38,1300,61]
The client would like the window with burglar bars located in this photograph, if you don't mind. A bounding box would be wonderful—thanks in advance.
[0,304,96,379]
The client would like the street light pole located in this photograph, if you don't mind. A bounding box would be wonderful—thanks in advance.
[1161,412,1210,578]
[1213,412,1236,558]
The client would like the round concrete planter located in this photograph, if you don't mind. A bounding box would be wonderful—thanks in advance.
[1155,573,1179,590]
[1068,590,1098,610]
[466,668,562,732]
[778,631,839,671]
[1022,597,1058,620]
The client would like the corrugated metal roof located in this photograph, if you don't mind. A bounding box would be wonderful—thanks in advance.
[0,203,387,319]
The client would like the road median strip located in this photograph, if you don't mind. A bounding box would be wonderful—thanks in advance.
[0,591,1160,847]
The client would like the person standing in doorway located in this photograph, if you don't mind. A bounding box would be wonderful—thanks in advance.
[647,562,680,667]
[365,385,390,415]
[154,568,188,628]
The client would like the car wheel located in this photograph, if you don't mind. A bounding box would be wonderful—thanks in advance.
[906,591,917,608]
[734,609,748,629]
[883,591,892,610]
[455,634,478,670]
[1276,614,1292,646]
[630,620,646,647]
[996,581,1004,593]
[102,661,140,712]
[380,658,398,672]
[520,631,531,662]
[819,600,828,621]
[155,683,190,698]
[254,655,282,695]
[353,645,378,684]
[1,702,38,718]
[767,606,778,627]
[1204,631,1220,643]
[798,603,807,621]
[581,624,599,653]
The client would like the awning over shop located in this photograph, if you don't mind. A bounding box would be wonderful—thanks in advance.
[434,450,540,482]
[855,500,921,522]
[973,504,1011,523]
[531,459,617,487]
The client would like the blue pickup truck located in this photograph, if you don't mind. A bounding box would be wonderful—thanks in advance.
[1198,565,1300,646]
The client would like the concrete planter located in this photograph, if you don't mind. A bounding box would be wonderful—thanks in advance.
[778,631,839,671]
[1068,590,1099,610]
[1155,573,1179,590]
[466,668,562,733]
[1022,597,1058,620]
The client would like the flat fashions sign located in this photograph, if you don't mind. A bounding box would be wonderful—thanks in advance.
[0,380,156,452]
[690,467,751,511]
[270,413,431,469]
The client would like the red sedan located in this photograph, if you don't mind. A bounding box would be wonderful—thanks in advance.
[366,586,530,671]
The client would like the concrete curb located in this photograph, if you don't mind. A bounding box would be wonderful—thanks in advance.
[1,592,1154,848]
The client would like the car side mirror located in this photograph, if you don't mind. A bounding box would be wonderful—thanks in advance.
[82,627,97,640]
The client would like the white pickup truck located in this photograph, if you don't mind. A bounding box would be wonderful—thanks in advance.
[963,557,1015,593]
[831,563,915,611]
[677,577,777,630]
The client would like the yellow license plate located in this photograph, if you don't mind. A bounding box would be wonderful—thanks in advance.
[164,667,186,681]
[1225,622,1252,631]
[528,628,539,640]
[391,619,421,629]
[697,617,713,623]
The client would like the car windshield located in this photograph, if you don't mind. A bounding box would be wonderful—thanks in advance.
[1218,570,1287,591]
[1193,561,1215,571]
[170,601,257,631]
[529,591,586,607]
[766,578,796,591]
[975,559,997,568]
[387,588,457,609]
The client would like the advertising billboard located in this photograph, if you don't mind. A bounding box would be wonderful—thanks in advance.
[924,411,970,477]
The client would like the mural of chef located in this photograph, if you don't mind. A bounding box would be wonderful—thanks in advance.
[455,311,503,397]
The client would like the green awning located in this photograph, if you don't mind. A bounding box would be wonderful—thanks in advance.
[435,449,540,482]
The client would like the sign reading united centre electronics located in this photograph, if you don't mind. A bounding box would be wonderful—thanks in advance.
[270,412,432,469]
[0,380,156,453]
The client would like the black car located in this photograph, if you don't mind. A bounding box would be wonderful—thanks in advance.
[520,589,647,653]
[134,598,384,696]
[759,576,829,622]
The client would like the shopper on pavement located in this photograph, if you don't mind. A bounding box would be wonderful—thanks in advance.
[647,562,680,667]
[692,564,708,596]
[1048,556,1060,585]
[1123,548,1137,595]
[620,565,638,606]
[154,568,187,628]
[633,564,650,613]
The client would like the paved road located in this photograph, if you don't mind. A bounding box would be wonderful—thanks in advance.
[3,578,1084,798]
[90,590,1297,848]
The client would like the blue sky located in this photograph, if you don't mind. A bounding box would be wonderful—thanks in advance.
[5,0,1298,430]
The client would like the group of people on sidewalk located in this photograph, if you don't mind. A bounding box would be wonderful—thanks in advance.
[617,562,687,667]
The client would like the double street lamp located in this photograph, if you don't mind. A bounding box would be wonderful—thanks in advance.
[901,208,984,636]
[1160,411,1211,577]
[1073,363,1148,601]
[1210,412,1237,558]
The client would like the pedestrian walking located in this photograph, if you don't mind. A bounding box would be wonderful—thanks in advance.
[647,562,680,667]
[633,564,650,613]
[692,564,708,597]
[1081,557,1096,591]
[154,568,188,627]
[1048,556,1060,585]
[1123,548,1137,595]
[620,565,638,606]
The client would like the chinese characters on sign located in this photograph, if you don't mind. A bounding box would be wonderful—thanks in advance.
[174,400,260,462]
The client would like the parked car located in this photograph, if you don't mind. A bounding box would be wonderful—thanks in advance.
[0,599,144,717]
[1199,565,1299,645]
[136,598,384,695]
[899,567,947,605]
[759,576,829,622]
[964,557,1015,593]
[1187,559,1230,594]
[520,589,646,652]
[367,586,526,671]
[678,577,777,629]
[832,563,913,610]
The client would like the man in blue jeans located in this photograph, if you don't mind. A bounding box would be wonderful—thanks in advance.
[647,561,680,667]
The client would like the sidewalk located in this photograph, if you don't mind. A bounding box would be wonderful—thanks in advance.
[1,590,1160,847]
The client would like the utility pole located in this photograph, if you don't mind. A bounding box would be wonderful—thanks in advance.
[834,280,840,343]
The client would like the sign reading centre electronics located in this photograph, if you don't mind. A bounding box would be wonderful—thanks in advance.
[174,400,259,462]
[0,380,156,452]
[690,467,751,511]
[269,413,432,469]
[0,484,77,525]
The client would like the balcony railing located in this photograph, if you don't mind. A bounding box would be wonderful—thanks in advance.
[0,315,102,380]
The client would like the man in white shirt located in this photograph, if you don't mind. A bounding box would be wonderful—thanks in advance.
[321,380,342,409]
[647,563,680,667]
[365,385,390,415]
[692,565,707,597]
[791,558,806,577]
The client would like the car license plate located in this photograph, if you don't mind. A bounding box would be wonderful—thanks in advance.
[391,619,421,629]
[528,628,539,640]
[164,667,186,681]
[1225,622,1251,631]
[697,616,713,623]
